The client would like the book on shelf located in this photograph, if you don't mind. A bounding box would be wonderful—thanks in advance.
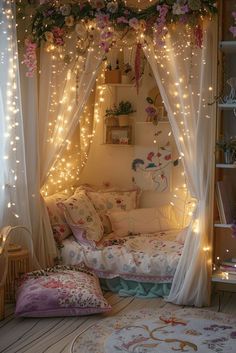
[220,265,236,272]
[215,181,234,224]
[221,258,236,266]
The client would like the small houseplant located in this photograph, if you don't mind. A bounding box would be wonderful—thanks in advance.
[216,136,236,164]
[105,101,136,126]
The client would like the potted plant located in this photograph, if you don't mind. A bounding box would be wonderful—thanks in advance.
[104,104,119,126]
[216,136,236,164]
[116,100,136,126]
[105,101,135,127]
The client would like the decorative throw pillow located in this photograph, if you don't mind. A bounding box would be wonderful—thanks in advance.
[107,205,179,237]
[86,189,141,234]
[57,191,104,245]
[15,266,111,317]
[45,192,72,240]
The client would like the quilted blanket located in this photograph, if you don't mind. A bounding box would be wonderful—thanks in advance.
[61,230,183,283]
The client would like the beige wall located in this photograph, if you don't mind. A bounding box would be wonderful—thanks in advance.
[79,64,187,223]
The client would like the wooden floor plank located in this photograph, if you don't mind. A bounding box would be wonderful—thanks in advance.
[1,292,236,353]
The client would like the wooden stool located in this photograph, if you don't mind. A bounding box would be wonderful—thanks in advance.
[4,243,29,303]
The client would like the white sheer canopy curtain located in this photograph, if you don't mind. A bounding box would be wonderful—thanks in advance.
[0,0,37,267]
[36,33,104,267]
[143,21,217,306]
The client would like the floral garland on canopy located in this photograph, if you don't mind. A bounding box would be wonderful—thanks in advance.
[24,0,218,77]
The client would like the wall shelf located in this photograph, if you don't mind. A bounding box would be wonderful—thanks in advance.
[214,223,232,228]
[218,103,236,110]
[212,270,236,284]
[216,163,236,168]
[135,121,169,125]
[102,83,135,87]
[219,41,236,53]
[101,143,134,147]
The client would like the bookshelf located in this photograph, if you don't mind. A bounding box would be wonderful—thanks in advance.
[212,0,236,292]
[216,163,236,168]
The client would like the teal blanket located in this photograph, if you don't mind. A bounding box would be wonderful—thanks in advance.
[100,278,171,298]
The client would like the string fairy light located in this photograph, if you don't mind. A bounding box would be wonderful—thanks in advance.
[0,0,29,220]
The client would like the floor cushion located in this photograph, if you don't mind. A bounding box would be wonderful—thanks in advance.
[15,265,111,317]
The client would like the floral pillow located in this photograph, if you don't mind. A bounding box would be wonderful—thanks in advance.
[57,191,104,245]
[15,266,111,317]
[86,189,141,234]
[45,192,72,240]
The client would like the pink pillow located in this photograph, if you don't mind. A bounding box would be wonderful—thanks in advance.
[57,191,104,244]
[15,266,111,317]
[86,188,141,234]
[107,205,179,237]
[45,192,72,240]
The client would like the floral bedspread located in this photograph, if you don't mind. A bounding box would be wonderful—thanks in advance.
[61,230,183,283]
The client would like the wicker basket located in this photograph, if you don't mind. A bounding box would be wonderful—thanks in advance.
[4,247,29,303]
[0,286,4,321]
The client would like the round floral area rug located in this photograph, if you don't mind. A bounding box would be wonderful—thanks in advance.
[71,308,236,353]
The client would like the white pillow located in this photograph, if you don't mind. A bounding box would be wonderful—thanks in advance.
[107,205,179,237]
[86,188,141,234]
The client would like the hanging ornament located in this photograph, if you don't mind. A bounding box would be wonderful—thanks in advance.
[76,68,79,104]
[194,24,203,48]
[134,42,142,94]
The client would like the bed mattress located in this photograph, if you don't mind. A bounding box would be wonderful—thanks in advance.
[61,230,183,283]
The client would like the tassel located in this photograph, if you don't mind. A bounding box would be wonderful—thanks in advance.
[134,42,142,94]
[194,24,203,48]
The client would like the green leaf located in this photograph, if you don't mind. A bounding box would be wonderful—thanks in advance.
[146,96,153,104]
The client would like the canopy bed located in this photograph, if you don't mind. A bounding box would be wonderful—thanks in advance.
[0,0,218,307]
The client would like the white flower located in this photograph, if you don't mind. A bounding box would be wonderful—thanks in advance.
[107,2,118,13]
[45,31,54,43]
[75,23,87,40]
[172,3,184,15]
[172,0,187,15]
[60,4,71,16]
[65,16,74,27]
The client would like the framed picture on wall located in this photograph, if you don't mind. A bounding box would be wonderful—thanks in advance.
[106,126,132,145]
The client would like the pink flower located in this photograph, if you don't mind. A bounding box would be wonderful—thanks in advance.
[232,12,236,21]
[157,4,169,17]
[229,26,236,37]
[24,39,37,77]
[100,41,109,52]
[182,5,189,14]
[179,15,188,24]
[156,39,165,46]
[117,16,128,24]
[101,31,113,40]
[129,17,139,29]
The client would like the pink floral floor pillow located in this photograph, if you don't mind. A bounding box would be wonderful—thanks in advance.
[15,265,111,317]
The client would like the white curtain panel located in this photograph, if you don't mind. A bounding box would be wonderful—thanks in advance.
[0,0,37,266]
[143,21,217,306]
[35,33,104,266]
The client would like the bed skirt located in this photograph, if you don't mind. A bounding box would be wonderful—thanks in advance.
[100,278,172,298]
